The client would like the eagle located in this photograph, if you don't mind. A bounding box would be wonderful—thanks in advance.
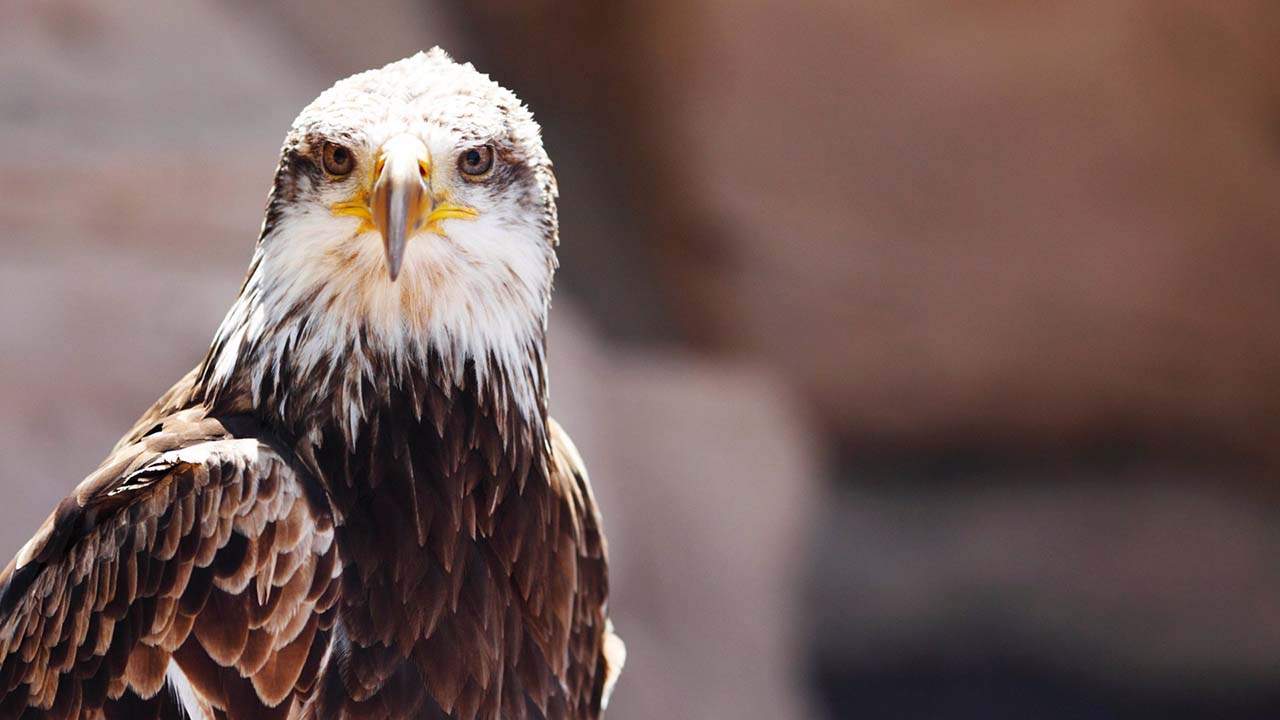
[0,49,623,719]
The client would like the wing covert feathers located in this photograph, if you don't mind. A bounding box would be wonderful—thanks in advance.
[0,409,340,718]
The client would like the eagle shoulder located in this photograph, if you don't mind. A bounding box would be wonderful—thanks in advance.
[0,406,341,717]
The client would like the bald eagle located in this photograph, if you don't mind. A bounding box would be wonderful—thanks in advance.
[0,49,623,719]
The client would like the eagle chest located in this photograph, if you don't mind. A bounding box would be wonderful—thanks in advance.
[297,379,575,714]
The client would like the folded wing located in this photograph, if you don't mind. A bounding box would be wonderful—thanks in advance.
[547,420,623,717]
[0,409,341,719]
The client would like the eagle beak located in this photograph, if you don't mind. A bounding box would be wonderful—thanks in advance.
[363,135,481,282]
[370,136,430,282]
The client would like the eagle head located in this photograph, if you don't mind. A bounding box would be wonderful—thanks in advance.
[203,49,558,428]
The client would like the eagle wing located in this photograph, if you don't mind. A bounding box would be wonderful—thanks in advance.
[546,420,624,716]
[0,408,341,719]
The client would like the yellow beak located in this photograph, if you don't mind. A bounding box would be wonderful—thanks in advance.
[333,135,479,282]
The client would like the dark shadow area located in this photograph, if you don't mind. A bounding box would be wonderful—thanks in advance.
[815,655,1280,720]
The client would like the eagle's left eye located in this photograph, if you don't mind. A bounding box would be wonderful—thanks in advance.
[458,145,494,179]
[321,142,355,176]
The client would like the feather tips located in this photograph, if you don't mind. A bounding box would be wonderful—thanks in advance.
[0,413,341,717]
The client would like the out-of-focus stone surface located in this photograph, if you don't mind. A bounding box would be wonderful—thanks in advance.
[0,3,818,719]
[495,0,1280,455]
[693,1,1280,453]
[550,312,817,720]
[810,472,1280,687]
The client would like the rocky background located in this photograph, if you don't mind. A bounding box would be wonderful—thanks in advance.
[3,1,1280,718]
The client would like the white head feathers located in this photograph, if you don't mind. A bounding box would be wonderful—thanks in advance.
[202,49,559,433]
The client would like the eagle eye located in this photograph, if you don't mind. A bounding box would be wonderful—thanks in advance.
[321,142,355,176]
[458,145,495,179]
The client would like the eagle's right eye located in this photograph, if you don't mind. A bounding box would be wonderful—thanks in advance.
[321,142,355,177]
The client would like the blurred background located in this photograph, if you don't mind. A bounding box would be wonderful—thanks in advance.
[3,1,1280,717]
